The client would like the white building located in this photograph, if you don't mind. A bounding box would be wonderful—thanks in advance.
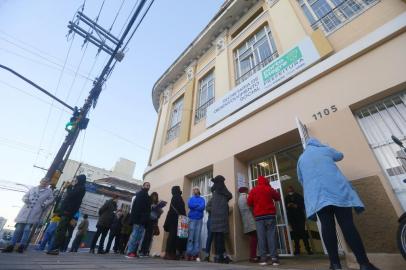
[0,217,7,236]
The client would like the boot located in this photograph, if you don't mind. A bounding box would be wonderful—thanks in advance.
[1,245,14,253]
[46,249,60,255]
[360,263,380,270]
[89,249,95,254]
[330,263,343,270]
[17,245,25,253]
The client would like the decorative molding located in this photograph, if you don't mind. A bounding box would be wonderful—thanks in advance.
[185,61,197,81]
[162,84,172,104]
[215,36,226,55]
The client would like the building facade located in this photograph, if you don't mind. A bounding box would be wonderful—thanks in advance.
[144,0,406,268]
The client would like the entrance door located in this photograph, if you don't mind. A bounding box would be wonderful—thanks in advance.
[249,155,293,256]
[355,92,406,210]
[190,171,213,249]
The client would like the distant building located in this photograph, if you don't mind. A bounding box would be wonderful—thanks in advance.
[56,158,142,189]
[0,217,7,235]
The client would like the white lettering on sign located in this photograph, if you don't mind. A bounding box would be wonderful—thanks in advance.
[206,37,321,127]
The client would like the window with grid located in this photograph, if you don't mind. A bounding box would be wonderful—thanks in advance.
[166,96,183,143]
[195,71,215,124]
[234,25,278,86]
[298,0,378,34]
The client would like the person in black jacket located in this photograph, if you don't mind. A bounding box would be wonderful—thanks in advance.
[90,196,118,254]
[47,174,86,255]
[285,186,313,255]
[163,186,186,260]
[125,182,151,258]
[105,209,123,253]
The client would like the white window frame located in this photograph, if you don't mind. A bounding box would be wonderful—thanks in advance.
[298,0,379,34]
[195,71,215,124]
[166,96,184,143]
[234,25,278,85]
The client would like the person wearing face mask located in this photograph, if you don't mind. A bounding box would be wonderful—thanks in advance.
[126,182,151,258]
[47,174,86,256]
[2,178,54,253]
[285,186,312,256]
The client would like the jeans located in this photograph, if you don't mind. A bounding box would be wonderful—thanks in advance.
[186,219,203,256]
[127,224,145,254]
[256,216,277,260]
[38,222,58,250]
[248,231,258,259]
[205,216,212,255]
[90,226,109,251]
[317,206,369,266]
[11,223,32,246]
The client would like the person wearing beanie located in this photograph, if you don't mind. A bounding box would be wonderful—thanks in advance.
[210,175,232,264]
[247,175,281,266]
[47,174,86,255]
[237,185,258,262]
[163,186,186,260]
[186,187,205,261]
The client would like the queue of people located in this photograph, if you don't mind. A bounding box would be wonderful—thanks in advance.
[2,137,382,270]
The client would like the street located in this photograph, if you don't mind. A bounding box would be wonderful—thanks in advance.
[0,250,331,270]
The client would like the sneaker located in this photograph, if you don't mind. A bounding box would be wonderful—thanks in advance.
[126,252,137,258]
[203,256,210,262]
[329,263,343,270]
[1,245,14,253]
[89,249,95,254]
[258,261,268,266]
[360,263,380,270]
[196,257,201,262]
[46,249,60,255]
[271,258,280,266]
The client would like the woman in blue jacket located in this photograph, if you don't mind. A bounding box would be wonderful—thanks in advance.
[297,138,379,270]
[186,187,206,261]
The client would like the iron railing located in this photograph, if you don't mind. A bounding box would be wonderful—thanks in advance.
[235,51,279,86]
[310,0,378,34]
[194,97,215,124]
[166,122,181,143]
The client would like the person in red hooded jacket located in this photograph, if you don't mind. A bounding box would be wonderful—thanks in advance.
[247,175,281,266]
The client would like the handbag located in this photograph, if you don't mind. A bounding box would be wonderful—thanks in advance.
[171,204,189,238]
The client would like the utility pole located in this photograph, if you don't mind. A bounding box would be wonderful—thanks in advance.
[46,0,148,188]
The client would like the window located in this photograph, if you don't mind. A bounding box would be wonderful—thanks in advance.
[234,25,278,85]
[195,71,215,123]
[298,0,378,34]
[166,96,183,143]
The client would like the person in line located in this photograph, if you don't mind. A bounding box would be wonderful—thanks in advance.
[285,185,313,255]
[89,196,118,254]
[118,211,132,254]
[203,197,213,262]
[139,192,165,257]
[237,185,258,263]
[70,214,89,252]
[105,209,123,253]
[247,175,281,266]
[47,174,86,255]
[163,186,187,260]
[3,178,54,253]
[36,211,60,251]
[186,187,205,261]
[297,138,379,270]
[126,182,151,258]
[61,211,79,252]
[210,175,232,264]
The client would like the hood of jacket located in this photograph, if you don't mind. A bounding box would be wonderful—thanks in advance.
[76,174,86,186]
[171,186,182,196]
[257,175,269,186]
[306,138,325,147]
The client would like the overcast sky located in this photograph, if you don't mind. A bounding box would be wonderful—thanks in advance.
[0,0,223,228]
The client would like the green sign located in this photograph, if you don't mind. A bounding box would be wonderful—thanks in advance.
[261,46,303,83]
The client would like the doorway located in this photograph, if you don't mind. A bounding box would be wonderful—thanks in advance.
[248,144,324,256]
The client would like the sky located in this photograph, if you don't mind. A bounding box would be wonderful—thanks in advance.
[0,0,224,228]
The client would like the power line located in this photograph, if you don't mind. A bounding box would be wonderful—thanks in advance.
[118,0,140,37]
[109,0,126,32]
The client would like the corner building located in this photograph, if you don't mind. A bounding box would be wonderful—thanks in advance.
[144,0,406,267]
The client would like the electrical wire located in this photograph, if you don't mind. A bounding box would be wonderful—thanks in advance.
[118,0,140,37]
[109,0,126,32]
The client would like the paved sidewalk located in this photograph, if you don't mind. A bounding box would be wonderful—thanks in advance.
[0,250,331,270]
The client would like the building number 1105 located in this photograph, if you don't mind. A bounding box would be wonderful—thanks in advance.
[312,105,338,120]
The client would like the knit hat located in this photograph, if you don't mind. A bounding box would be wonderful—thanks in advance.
[76,174,86,185]
[211,175,225,183]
